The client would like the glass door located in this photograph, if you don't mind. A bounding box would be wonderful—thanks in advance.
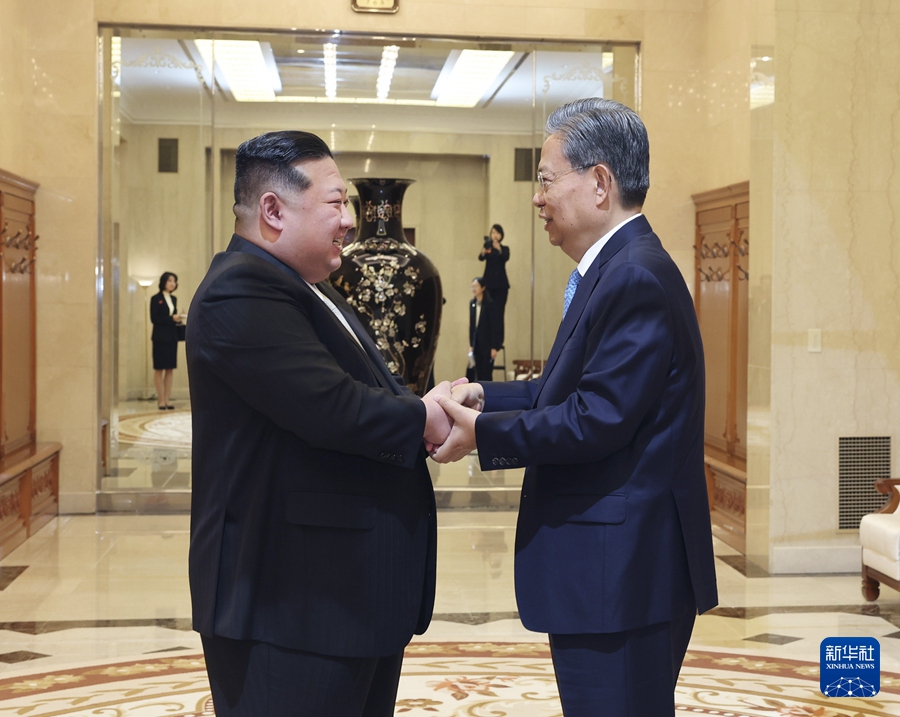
[97,27,639,511]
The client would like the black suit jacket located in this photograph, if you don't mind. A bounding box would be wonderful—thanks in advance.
[187,235,436,658]
[469,296,501,370]
[478,244,510,290]
[150,291,179,342]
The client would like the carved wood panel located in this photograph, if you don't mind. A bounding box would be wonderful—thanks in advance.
[0,171,38,457]
[693,182,749,554]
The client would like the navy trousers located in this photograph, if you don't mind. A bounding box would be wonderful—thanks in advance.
[549,609,696,716]
[201,634,404,717]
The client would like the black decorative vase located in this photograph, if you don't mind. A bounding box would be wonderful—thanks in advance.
[330,178,442,396]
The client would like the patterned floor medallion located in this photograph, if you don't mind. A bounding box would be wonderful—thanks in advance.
[0,643,898,716]
[116,412,193,450]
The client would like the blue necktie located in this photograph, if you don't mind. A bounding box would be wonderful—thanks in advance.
[563,268,581,318]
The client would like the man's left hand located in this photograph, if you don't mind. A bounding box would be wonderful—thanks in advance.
[430,396,479,463]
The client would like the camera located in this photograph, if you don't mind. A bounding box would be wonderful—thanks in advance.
[483,236,492,249]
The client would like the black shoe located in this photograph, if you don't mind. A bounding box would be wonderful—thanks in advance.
[166,405,175,410]
[158,406,166,411]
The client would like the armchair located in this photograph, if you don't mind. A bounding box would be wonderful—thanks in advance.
[860,478,900,600]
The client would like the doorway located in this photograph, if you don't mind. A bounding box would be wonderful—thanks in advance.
[97,27,640,510]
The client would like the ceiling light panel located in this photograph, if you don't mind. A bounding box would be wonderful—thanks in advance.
[376,45,399,101]
[323,43,337,99]
[194,40,277,102]
[432,50,516,107]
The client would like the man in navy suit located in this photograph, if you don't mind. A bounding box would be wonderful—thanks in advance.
[433,99,718,715]
[187,131,452,716]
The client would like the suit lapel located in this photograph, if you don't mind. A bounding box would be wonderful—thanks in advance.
[318,282,404,396]
[227,235,403,395]
[533,216,652,406]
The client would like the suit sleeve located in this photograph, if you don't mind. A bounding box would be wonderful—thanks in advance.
[193,270,426,470]
[475,263,673,468]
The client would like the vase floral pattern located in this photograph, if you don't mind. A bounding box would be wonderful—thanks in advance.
[330,178,442,396]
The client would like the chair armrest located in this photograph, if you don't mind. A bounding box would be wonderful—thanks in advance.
[874,479,900,514]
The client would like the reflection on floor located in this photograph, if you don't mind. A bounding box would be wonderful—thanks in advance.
[105,401,526,510]
[102,401,192,493]
[1,513,899,714]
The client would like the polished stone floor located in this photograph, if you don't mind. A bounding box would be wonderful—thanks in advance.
[3,404,899,712]
[2,511,900,667]
[1,512,900,714]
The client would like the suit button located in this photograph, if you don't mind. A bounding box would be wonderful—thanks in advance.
[500,458,508,466]
[492,458,499,466]
[397,454,404,462]
[512,458,519,466]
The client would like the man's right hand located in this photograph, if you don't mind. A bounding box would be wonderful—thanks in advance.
[422,381,453,449]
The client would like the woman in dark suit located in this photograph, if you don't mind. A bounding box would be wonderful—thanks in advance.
[477,223,510,347]
[469,277,502,382]
[150,271,186,410]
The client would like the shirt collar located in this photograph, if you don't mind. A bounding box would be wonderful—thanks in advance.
[576,213,643,277]
[229,234,304,284]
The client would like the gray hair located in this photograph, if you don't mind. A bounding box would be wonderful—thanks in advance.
[545,98,649,209]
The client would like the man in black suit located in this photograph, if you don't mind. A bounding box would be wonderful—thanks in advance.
[187,131,452,717]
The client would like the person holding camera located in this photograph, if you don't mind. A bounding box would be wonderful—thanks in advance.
[477,223,509,347]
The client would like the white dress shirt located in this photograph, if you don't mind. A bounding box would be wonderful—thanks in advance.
[576,213,644,277]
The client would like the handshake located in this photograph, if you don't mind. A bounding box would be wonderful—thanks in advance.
[420,378,484,463]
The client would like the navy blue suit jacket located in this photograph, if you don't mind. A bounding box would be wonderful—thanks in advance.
[187,235,436,658]
[476,216,717,634]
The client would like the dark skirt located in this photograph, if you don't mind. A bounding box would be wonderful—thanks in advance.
[152,340,177,370]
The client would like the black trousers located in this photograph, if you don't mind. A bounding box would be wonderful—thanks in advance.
[201,634,404,717]
[488,287,508,347]
[548,609,696,716]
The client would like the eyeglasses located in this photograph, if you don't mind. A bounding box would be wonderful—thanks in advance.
[536,165,592,193]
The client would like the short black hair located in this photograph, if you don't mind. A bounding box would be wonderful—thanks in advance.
[491,224,504,240]
[159,272,178,292]
[233,131,333,211]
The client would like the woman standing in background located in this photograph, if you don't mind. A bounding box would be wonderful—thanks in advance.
[469,277,502,382]
[477,223,510,348]
[150,271,186,410]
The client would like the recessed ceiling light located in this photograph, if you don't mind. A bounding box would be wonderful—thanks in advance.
[432,50,516,107]
[376,45,399,101]
[323,43,338,99]
[274,96,436,106]
[194,40,279,102]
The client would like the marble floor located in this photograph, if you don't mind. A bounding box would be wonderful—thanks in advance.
[3,405,899,713]
[1,510,899,714]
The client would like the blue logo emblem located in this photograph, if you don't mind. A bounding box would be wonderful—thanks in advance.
[820,637,879,697]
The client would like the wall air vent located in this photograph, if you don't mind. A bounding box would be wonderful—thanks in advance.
[838,436,891,529]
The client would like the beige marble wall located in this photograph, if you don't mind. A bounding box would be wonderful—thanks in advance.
[116,123,213,403]
[0,0,99,513]
[747,101,774,571]
[767,0,900,572]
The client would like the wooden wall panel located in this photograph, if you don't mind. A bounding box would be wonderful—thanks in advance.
[0,173,38,456]
[693,182,749,553]
[0,168,61,559]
